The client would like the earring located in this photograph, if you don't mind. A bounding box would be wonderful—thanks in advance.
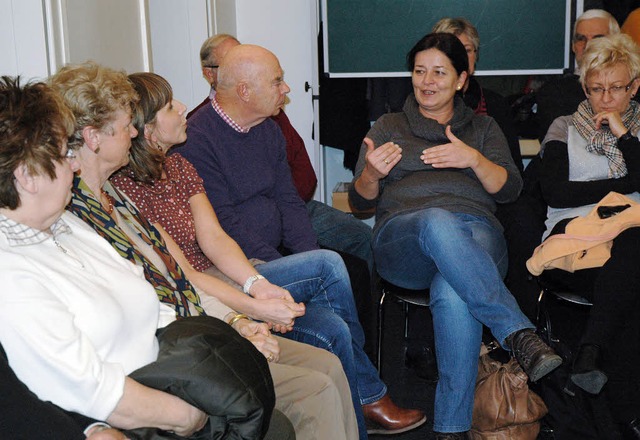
[456,85,462,91]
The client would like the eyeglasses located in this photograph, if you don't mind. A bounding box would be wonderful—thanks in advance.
[61,148,77,161]
[573,34,606,44]
[585,79,637,98]
[203,65,219,69]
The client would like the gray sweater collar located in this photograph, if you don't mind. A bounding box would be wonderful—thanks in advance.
[402,94,475,142]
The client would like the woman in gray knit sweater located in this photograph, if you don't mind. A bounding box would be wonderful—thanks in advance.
[349,33,560,439]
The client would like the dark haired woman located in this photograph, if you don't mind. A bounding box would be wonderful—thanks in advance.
[349,33,560,439]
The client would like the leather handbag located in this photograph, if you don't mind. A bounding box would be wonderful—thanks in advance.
[470,354,548,440]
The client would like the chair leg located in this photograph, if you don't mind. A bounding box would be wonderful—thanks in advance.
[403,301,410,339]
[536,289,559,345]
[536,289,548,339]
[377,289,387,375]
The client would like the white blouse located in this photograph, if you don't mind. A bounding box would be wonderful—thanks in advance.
[0,212,175,420]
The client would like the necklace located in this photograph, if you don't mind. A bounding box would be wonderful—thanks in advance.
[53,237,67,254]
[53,236,86,269]
[101,190,114,215]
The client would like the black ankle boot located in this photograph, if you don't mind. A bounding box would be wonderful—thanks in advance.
[507,329,562,381]
[434,431,469,439]
[570,344,608,394]
[405,345,438,382]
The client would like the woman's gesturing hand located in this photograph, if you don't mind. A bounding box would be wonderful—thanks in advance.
[362,137,402,181]
[421,125,480,169]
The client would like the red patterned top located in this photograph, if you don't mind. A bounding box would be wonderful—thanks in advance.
[111,154,213,271]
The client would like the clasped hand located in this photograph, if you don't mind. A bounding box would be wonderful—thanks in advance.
[250,279,305,333]
[235,319,281,363]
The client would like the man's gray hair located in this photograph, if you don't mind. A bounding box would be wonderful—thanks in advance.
[574,9,620,40]
[200,34,239,66]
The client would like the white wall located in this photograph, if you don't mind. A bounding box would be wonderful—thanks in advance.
[63,0,149,72]
[0,0,49,80]
[147,0,209,111]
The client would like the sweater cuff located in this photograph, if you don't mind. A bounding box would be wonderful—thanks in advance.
[348,183,378,211]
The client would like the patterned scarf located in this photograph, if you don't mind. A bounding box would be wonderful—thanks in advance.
[572,100,640,178]
[68,176,205,318]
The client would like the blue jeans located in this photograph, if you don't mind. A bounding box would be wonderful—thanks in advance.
[374,208,533,433]
[256,249,385,440]
[306,200,374,272]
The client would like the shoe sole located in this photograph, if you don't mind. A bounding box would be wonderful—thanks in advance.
[571,370,608,394]
[528,354,563,382]
[366,415,427,435]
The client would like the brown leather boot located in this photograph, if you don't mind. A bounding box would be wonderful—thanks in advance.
[362,394,426,435]
[507,328,562,382]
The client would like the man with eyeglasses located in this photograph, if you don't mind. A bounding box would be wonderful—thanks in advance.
[187,34,240,119]
[536,9,621,141]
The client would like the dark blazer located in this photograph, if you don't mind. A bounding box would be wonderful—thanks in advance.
[0,343,94,440]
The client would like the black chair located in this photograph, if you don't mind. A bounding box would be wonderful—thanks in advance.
[376,279,430,375]
[534,280,600,405]
[536,284,593,348]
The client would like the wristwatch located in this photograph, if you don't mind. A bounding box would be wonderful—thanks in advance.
[243,274,265,294]
[619,130,634,142]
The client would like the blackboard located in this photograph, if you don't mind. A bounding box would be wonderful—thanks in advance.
[322,0,571,77]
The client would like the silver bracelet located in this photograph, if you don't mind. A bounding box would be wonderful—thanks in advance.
[85,422,111,436]
[243,274,265,294]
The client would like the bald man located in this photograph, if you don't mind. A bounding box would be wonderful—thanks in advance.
[182,44,317,260]
[188,34,374,271]
[177,44,426,438]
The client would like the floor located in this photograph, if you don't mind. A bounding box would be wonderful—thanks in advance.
[370,296,557,440]
[370,298,436,439]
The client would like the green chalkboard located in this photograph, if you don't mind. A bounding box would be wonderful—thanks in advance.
[322,0,571,76]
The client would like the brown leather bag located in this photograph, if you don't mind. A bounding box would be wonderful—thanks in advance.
[470,354,548,439]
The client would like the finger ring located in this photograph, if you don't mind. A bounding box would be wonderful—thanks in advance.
[384,158,390,164]
[267,354,274,362]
